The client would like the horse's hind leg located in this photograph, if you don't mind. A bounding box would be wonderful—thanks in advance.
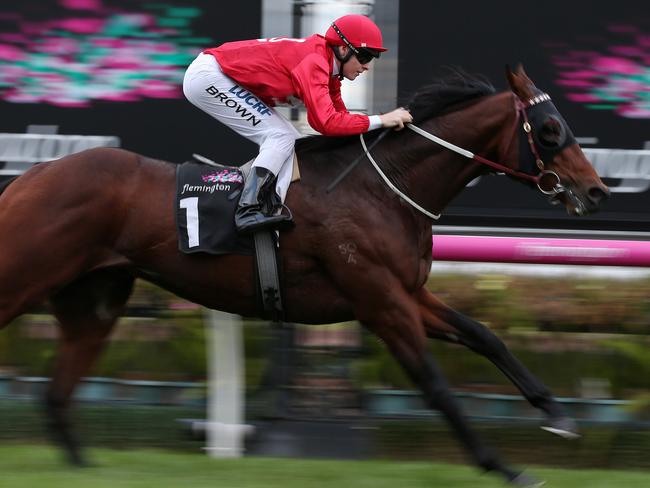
[417,287,578,438]
[46,268,135,466]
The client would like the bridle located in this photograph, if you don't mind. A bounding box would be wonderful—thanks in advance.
[357,91,587,219]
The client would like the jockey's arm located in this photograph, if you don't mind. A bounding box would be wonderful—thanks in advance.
[291,54,373,136]
[329,80,347,112]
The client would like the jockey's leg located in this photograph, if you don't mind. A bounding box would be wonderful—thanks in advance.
[235,130,296,233]
[183,52,299,233]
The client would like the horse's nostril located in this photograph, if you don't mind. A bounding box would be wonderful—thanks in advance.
[588,187,610,205]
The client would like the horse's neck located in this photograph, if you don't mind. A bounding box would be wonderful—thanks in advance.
[384,92,517,217]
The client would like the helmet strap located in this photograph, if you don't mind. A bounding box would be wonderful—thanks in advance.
[329,21,359,81]
[332,46,353,81]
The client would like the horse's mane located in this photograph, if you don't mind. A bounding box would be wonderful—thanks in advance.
[407,68,496,123]
[296,68,496,155]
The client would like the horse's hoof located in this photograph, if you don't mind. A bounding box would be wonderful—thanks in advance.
[510,472,546,488]
[541,416,581,440]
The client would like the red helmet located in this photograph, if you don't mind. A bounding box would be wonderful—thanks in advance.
[325,14,387,52]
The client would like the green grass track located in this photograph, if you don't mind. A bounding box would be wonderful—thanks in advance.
[0,444,648,488]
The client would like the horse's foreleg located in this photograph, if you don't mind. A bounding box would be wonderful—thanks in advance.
[47,268,135,466]
[417,287,578,438]
[361,293,537,487]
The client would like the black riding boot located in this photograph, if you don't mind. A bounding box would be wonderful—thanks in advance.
[235,167,293,233]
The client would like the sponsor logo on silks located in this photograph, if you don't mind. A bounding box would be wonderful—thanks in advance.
[181,183,232,194]
[204,84,271,127]
[228,85,272,115]
[201,169,244,185]
[257,37,307,44]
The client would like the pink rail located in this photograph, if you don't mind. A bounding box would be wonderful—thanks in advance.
[431,235,650,267]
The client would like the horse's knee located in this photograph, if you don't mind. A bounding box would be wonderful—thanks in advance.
[44,388,68,412]
[43,390,70,437]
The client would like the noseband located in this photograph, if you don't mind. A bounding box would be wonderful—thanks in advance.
[452,91,576,195]
[512,93,586,215]
[515,92,577,195]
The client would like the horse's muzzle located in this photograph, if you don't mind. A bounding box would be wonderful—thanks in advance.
[586,185,610,208]
[567,183,610,216]
[548,181,610,216]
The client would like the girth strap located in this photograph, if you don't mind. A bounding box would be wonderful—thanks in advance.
[253,231,283,322]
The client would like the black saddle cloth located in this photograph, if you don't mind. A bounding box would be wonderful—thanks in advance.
[175,161,253,255]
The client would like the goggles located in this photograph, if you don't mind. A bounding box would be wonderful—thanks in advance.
[355,47,381,64]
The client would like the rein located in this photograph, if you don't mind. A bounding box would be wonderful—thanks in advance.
[325,128,391,193]
[328,92,579,220]
[360,132,441,220]
[404,94,570,195]
[405,121,553,186]
[357,93,580,220]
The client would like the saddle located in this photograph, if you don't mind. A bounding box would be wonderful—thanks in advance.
[175,155,301,320]
[175,154,300,254]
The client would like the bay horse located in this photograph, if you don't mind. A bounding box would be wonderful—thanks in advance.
[0,65,608,486]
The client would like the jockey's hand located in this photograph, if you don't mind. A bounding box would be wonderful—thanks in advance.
[380,108,413,131]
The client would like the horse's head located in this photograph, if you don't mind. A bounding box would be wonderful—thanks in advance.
[506,64,609,215]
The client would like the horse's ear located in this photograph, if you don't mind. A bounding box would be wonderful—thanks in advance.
[506,63,533,99]
[514,63,530,80]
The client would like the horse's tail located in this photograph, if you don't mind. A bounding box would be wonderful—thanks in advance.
[0,176,18,198]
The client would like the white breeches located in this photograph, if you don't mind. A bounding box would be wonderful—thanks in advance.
[183,52,301,202]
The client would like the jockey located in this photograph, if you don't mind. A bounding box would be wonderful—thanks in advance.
[183,14,413,234]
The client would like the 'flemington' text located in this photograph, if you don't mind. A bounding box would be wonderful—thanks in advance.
[181,183,231,194]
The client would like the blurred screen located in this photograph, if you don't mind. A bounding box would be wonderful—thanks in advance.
[549,23,649,120]
[0,0,212,107]
[0,0,262,163]
[398,1,650,232]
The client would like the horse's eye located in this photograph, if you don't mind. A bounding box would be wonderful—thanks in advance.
[538,116,565,147]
